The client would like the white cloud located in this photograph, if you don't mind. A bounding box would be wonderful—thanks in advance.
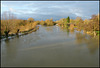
[1,1,99,20]
[69,8,83,17]
[9,8,16,12]
[8,8,38,15]
[74,13,83,17]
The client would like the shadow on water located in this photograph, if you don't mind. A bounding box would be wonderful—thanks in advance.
[5,38,10,43]
[16,35,20,38]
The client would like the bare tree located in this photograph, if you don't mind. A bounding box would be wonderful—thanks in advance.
[1,11,17,37]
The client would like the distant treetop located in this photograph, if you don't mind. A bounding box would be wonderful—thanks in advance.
[27,17,34,22]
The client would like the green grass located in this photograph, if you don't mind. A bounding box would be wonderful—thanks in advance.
[95,31,100,33]
[95,31,100,36]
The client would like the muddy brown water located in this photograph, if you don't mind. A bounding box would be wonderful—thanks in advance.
[1,25,99,67]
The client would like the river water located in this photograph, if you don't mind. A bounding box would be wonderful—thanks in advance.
[1,25,99,67]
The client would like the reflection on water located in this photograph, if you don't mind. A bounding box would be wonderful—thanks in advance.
[70,29,74,34]
[76,32,99,54]
[1,25,99,67]
[76,32,86,44]
[60,27,70,36]
[46,27,53,32]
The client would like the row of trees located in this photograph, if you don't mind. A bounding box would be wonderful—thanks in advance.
[40,18,56,26]
[1,11,37,38]
[1,11,99,38]
[1,11,56,38]
[56,14,99,36]
[75,14,99,36]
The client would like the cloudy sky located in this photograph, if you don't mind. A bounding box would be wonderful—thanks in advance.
[1,1,99,21]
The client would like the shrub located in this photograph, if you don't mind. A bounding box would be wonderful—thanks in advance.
[18,20,27,26]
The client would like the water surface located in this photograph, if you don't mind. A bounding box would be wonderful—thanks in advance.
[1,25,99,67]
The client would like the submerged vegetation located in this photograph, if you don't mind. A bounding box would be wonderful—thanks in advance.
[56,14,100,37]
[1,11,99,39]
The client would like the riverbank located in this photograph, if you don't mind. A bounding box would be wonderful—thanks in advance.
[1,13,99,40]
[55,23,99,41]
[55,14,99,38]
[1,25,39,40]
[1,25,99,67]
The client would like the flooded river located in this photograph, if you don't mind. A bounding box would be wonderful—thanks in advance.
[1,25,99,67]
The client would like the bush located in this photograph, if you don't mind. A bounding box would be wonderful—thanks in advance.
[18,20,27,26]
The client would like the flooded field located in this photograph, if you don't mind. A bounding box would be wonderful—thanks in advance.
[1,25,99,67]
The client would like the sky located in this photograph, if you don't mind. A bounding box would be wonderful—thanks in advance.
[1,1,99,21]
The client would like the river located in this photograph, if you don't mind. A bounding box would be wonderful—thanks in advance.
[1,25,99,67]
